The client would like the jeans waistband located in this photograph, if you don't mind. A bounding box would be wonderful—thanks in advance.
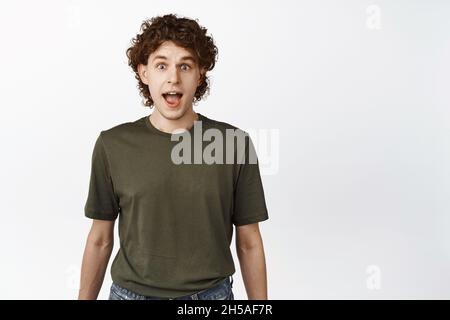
[188,275,233,298]
[112,275,233,300]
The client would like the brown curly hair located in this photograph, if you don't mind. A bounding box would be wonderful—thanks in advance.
[126,14,219,108]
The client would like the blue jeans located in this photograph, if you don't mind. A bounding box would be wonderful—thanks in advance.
[109,276,234,300]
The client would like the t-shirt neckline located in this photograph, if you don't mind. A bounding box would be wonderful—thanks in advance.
[144,112,205,138]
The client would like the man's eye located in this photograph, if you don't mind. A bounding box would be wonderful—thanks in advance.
[156,64,165,69]
[181,64,191,70]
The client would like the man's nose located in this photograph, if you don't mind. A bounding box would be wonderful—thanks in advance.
[167,66,180,84]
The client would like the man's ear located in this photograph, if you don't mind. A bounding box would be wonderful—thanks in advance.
[138,64,149,85]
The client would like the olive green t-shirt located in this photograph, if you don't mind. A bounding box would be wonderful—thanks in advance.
[84,112,269,298]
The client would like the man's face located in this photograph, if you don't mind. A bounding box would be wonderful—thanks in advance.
[138,41,204,120]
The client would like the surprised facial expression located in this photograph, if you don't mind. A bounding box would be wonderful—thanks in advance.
[138,41,205,119]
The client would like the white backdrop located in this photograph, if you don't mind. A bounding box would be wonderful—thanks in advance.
[0,0,449,299]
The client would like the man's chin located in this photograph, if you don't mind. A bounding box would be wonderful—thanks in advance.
[155,104,188,120]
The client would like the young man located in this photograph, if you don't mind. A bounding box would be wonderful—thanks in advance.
[78,14,269,300]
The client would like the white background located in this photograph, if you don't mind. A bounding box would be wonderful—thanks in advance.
[0,0,449,299]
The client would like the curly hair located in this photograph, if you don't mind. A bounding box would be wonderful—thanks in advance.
[126,14,219,108]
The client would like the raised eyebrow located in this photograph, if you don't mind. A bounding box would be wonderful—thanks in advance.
[152,55,167,62]
[152,55,197,64]
[179,56,197,64]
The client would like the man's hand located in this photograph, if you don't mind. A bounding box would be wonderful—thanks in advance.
[78,219,115,300]
[236,222,268,300]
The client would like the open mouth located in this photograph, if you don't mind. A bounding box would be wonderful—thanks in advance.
[162,91,183,107]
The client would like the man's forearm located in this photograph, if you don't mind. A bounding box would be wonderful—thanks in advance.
[236,243,268,300]
[78,240,113,300]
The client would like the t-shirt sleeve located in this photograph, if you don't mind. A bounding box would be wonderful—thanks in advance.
[232,133,269,226]
[84,132,120,221]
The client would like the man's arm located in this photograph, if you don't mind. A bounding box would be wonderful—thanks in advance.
[78,219,115,300]
[235,222,268,300]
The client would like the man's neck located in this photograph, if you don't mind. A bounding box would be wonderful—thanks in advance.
[149,108,198,134]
